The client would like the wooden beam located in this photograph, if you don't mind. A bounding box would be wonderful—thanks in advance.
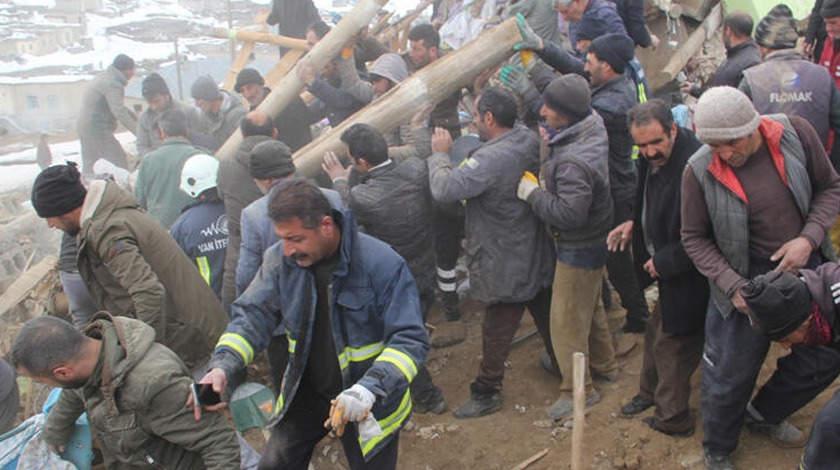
[222,11,271,92]
[658,2,723,85]
[0,255,56,319]
[290,16,521,177]
[208,28,309,50]
[214,0,390,161]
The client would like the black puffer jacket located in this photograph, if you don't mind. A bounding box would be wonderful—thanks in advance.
[336,158,436,297]
[591,75,639,223]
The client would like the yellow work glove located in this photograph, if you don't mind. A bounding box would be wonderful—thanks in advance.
[517,171,540,201]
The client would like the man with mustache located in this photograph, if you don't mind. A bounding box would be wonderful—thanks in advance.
[607,99,708,437]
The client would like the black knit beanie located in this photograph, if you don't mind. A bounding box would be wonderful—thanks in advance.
[588,34,635,74]
[741,271,812,340]
[822,0,840,18]
[235,68,265,93]
[31,162,87,218]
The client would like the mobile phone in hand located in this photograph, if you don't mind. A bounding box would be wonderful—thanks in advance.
[191,382,222,407]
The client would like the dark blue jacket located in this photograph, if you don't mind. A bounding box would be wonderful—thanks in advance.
[210,207,428,461]
[170,189,228,300]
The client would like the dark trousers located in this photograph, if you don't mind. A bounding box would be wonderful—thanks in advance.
[432,208,464,292]
[638,302,704,433]
[700,301,840,454]
[410,284,443,403]
[260,381,399,470]
[605,247,649,323]
[474,287,553,392]
[267,335,289,393]
[79,134,128,175]
[802,386,840,470]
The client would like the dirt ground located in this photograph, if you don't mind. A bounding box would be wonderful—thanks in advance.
[301,293,840,470]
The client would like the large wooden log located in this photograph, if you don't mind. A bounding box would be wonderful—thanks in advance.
[215,0,389,161]
[291,16,521,177]
[209,28,309,50]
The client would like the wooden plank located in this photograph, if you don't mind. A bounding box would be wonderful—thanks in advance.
[0,255,57,318]
[208,28,309,50]
[222,11,271,92]
[571,352,586,470]
[658,2,724,86]
[214,0,391,161]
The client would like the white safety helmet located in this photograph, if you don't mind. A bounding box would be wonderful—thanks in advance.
[180,154,219,198]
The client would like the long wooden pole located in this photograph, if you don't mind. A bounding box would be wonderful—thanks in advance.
[209,28,309,50]
[214,0,389,161]
[292,16,521,177]
[571,352,586,470]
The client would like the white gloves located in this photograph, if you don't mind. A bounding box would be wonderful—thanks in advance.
[517,171,540,201]
[335,384,375,422]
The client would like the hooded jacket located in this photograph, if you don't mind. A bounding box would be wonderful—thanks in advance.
[198,91,247,152]
[44,314,239,469]
[800,262,840,352]
[428,125,555,304]
[77,181,228,368]
[210,206,429,461]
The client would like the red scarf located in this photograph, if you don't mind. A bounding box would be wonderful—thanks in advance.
[802,302,833,347]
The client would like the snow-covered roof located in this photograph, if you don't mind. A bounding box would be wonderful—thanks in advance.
[0,74,93,84]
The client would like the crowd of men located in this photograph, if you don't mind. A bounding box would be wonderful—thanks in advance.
[9,1,840,469]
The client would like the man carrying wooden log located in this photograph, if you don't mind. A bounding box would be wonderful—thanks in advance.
[324,123,446,415]
[515,22,652,337]
[428,87,555,419]
[234,67,312,152]
[516,75,618,421]
[190,75,247,152]
[403,23,467,324]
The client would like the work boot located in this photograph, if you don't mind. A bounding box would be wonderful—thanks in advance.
[745,403,807,448]
[431,320,466,348]
[620,394,654,417]
[441,291,462,322]
[704,450,736,470]
[453,384,503,419]
[547,390,600,421]
[539,351,562,379]
[622,315,648,334]
[643,416,694,437]
[413,388,448,415]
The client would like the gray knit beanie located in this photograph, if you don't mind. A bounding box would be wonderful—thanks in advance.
[191,75,221,101]
[693,86,761,142]
[543,74,591,121]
